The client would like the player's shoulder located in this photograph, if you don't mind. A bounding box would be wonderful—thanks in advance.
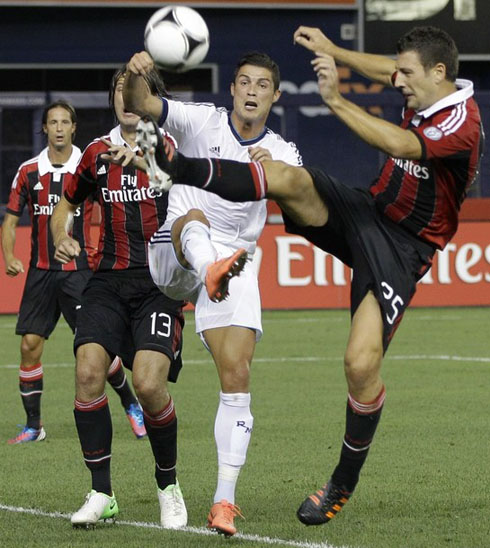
[82,133,111,156]
[263,128,302,154]
[429,99,480,140]
[17,153,41,173]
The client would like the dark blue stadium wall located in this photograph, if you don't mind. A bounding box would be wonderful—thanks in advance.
[1,6,488,193]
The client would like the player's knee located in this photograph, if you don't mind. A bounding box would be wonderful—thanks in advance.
[135,377,170,410]
[219,363,250,392]
[343,346,382,388]
[75,348,107,391]
[268,164,310,201]
[183,208,209,226]
[20,334,43,360]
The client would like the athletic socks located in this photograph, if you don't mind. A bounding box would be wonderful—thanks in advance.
[106,356,138,410]
[213,392,254,504]
[143,398,178,490]
[180,220,217,283]
[19,363,43,430]
[74,394,113,495]
[174,155,267,202]
[331,386,386,492]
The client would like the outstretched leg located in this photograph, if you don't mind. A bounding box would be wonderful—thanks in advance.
[171,210,247,302]
[136,115,328,228]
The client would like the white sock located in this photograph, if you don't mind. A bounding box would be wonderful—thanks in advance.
[213,392,253,504]
[180,220,216,283]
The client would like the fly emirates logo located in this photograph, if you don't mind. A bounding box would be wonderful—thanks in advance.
[101,174,163,203]
[392,157,430,180]
[33,194,81,216]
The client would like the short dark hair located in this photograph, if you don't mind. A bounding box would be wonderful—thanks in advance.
[42,100,77,126]
[396,26,459,82]
[233,51,281,91]
[108,64,170,117]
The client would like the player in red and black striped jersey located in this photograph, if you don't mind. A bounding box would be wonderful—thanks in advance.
[1,101,143,445]
[138,26,484,525]
[63,125,169,271]
[50,68,187,528]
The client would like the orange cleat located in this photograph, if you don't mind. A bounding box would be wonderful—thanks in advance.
[206,499,244,537]
[205,248,247,303]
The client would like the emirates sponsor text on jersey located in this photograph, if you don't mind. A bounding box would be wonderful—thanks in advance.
[392,157,430,179]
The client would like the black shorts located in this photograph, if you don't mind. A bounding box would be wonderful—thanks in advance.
[74,269,185,382]
[16,268,92,338]
[283,167,435,352]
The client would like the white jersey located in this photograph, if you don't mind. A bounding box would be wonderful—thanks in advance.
[161,98,302,254]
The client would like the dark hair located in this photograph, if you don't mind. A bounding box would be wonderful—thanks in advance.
[233,51,281,91]
[41,100,77,142]
[42,100,77,125]
[108,64,170,118]
[396,26,459,82]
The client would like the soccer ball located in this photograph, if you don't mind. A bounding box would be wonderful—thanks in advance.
[144,6,210,72]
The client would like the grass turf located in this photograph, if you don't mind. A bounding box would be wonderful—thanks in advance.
[0,307,488,548]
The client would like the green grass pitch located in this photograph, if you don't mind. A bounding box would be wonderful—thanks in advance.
[0,307,489,548]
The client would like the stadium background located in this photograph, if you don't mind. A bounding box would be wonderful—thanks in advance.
[0,0,489,311]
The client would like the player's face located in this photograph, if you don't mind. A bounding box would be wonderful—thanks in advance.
[231,64,281,127]
[43,107,76,151]
[114,77,141,128]
[394,50,441,112]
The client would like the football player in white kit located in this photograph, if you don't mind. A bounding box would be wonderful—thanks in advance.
[123,50,302,536]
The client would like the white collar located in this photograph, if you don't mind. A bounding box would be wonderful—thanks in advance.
[412,79,474,125]
[108,125,139,152]
[37,145,82,176]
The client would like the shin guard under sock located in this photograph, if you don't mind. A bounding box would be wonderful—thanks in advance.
[332,386,386,492]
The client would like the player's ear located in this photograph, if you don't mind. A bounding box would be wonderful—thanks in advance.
[433,62,446,84]
[272,89,281,104]
[42,124,48,135]
[230,82,235,98]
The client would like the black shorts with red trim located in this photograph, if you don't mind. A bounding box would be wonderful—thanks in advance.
[282,167,435,352]
[16,267,92,338]
[74,268,185,382]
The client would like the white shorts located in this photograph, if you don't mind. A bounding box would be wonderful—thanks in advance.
[148,219,263,341]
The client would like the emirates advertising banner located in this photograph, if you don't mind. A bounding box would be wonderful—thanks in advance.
[364,0,490,56]
[252,222,490,309]
[1,221,490,314]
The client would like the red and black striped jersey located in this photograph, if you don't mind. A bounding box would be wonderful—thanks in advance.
[64,125,169,271]
[370,79,484,250]
[6,146,94,271]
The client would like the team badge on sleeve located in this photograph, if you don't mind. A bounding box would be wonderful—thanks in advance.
[423,126,443,140]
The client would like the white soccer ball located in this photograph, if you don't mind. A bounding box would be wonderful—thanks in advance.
[144,5,210,72]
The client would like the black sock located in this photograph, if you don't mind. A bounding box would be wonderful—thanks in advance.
[19,363,43,430]
[107,358,138,410]
[331,387,386,492]
[74,396,113,495]
[175,155,267,202]
[143,399,178,490]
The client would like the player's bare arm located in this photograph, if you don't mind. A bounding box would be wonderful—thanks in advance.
[124,53,163,119]
[313,54,421,159]
[50,195,81,264]
[294,25,395,86]
[1,213,24,276]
